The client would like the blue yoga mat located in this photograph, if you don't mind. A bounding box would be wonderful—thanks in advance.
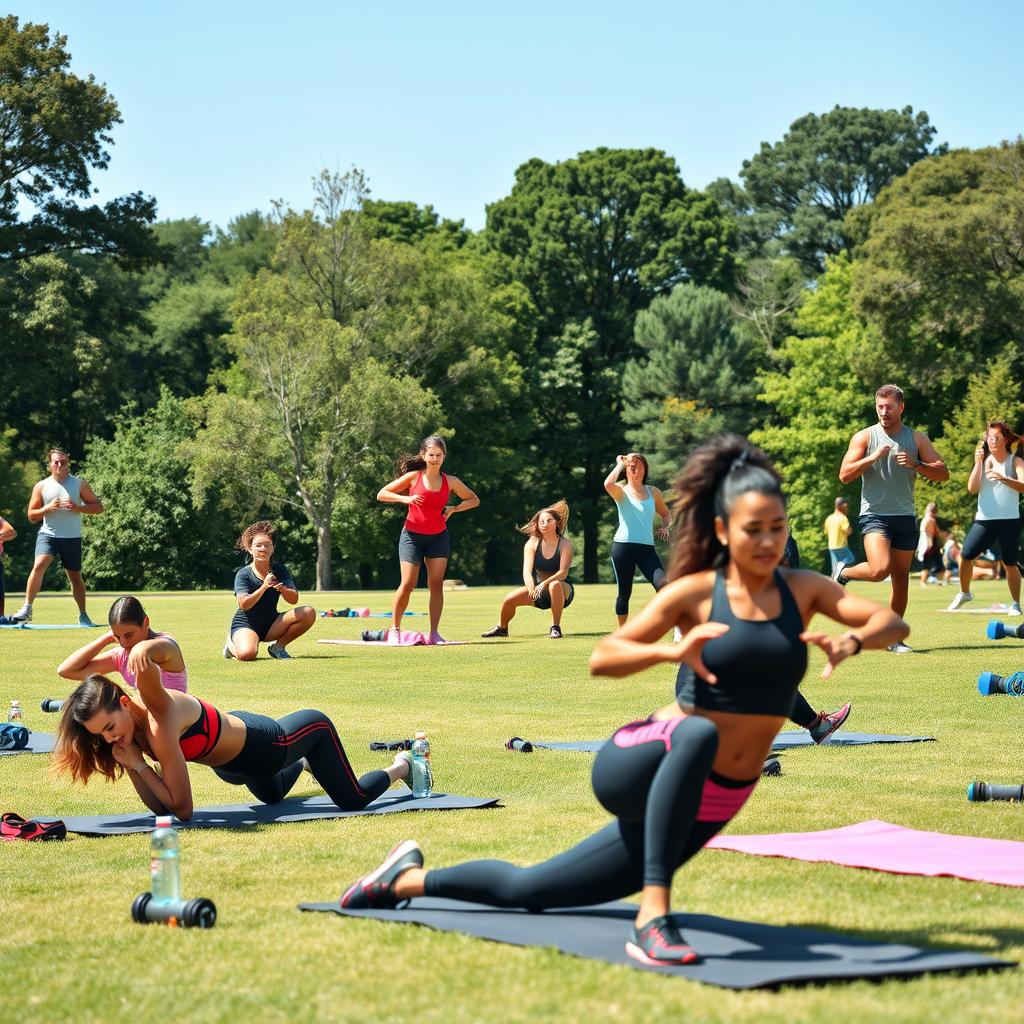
[0,623,100,630]
[0,731,56,755]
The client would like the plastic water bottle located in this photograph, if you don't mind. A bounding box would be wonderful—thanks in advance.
[150,816,181,903]
[410,731,433,798]
[7,700,23,725]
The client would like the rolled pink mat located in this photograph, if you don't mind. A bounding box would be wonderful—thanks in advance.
[357,607,371,618]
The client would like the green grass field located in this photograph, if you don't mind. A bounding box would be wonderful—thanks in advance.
[2,581,1022,1023]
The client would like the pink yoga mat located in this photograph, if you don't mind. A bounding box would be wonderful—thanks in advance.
[317,639,470,647]
[707,819,1024,888]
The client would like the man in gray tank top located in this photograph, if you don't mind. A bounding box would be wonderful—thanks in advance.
[835,385,948,653]
[9,447,104,626]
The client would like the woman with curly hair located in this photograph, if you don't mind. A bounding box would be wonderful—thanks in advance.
[340,435,907,967]
[481,500,574,639]
[223,521,315,661]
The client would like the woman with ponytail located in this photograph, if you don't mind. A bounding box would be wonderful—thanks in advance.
[376,436,479,644]
[340,435,907,967]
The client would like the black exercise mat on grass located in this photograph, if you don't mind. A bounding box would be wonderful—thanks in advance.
[41,792,499,836]
[0,731,56,756]
[522,732,935,754]
[299,897,1013,989]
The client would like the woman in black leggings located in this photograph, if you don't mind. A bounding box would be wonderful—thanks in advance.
[54,662,409,820]
[340,435,907,967]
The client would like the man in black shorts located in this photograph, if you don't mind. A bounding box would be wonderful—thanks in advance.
[836,386,948,652]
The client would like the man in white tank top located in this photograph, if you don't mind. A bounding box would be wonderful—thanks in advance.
[836,385,948,653]
[948,421,1024,614]
[9,447,104,625]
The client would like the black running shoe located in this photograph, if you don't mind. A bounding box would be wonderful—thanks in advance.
[625,915,701,966]
[480,625,509,638]
[548,624,562,639]
[340,840,423,909]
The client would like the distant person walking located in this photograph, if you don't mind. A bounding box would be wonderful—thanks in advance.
[916,502,942,587]
[948,421,1024,614]
[824,497,854,574]
[377,436,479,645]
[835,385,949,653]
[10,447,103,626]
[605,453,671,626]
[0,511,16,622]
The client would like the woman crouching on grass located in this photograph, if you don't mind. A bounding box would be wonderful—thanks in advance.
[224,520,315,661]
[53,661,411,819]
[57,595,189,693]
[481,500,574,639]
[338,435,908,967]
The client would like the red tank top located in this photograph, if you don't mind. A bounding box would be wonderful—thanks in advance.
[404,472,449,535]
[178,698,223,761]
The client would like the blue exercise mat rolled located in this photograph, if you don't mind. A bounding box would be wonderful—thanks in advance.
[0,622,100,630]
[519,732,935,754]
[37,792,500,836]
[298,897,1014,989]
[0,730,54,755]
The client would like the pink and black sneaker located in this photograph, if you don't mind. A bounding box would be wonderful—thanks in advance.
[340,840,424,909]
[625,915,701,967]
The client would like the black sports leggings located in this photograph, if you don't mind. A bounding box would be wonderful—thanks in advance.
[425,717,745,910]
[212,709,391,809]
[611,541,666,616]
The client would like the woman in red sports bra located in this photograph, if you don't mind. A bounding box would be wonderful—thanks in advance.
[53,653,412,821]
[377,435,479,644]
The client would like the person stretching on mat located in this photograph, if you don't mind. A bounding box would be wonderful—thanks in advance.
[224,520,315,661]
[948,421,1024,614]
[339,434,907,967]
[481,500,574,639]
[53,669,412,820]
[605,452,671,626]
[57,595,189,693]
[377,435,479,645]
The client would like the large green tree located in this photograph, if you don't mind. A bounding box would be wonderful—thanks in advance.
[740,105,944,272]
[485,147,737,579]
[82,390,236,589]
[0,17,157,266]
[752,255,876,566]
[622,283,764,483]
[850,141,1024,400]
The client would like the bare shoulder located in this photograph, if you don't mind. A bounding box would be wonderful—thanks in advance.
[661,570,715,606]
[778,567,827,599]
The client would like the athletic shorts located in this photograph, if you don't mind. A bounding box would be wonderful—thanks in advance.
[399,528,450,565]
[918,546,943,573]
[34,534,82,571]
[858,514,917,552]
[962,518,1021,564]
[230,609,278,642]
[533,581,574,611]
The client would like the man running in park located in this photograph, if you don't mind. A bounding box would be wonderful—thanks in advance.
[9,447,104,626]
[834,385,948,653]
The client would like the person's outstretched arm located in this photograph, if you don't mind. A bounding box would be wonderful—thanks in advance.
[56,631,119,680]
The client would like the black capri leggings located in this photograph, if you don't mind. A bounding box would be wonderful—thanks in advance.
[610,541,666,617]
[425,716,751,910]
[213,710,391,809]
[961,518,1021,564]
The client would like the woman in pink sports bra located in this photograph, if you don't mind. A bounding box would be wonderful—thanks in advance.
[377,435,479,644]
[57,595,188,693]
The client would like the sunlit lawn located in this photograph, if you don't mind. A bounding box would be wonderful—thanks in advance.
[1,580,1021,1023]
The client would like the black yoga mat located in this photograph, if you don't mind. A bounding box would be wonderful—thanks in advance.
[40,792,500,836]
[299,897,1013,989]
[521,732,935,754]
[0,731,56,756]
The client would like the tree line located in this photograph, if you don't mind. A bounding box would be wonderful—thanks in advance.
[2,16,1022,591]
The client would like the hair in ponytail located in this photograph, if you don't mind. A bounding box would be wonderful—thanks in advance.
[668,435,785,580]
[397,435,448,475]
[518,500,569,538]
[52,675,130,785]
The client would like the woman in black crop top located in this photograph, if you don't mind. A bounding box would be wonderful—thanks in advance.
[54,647,412,822]
[481,501,574,639]
[339,435,908,968]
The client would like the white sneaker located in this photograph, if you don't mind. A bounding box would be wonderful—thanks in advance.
[222,633,235,659]
[1009,602,1023,616]
[830,561,847,586]
[673,626,683,643]
[10,603,31,623]
[887,641,914,654]
[947,591,973,611]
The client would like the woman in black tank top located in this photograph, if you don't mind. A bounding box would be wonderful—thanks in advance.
[481,500,574,640]
[340,436,908,968]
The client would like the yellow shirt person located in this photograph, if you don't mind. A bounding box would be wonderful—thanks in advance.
[825,499,854,572]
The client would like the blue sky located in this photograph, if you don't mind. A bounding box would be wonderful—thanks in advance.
[15,1,1024,231]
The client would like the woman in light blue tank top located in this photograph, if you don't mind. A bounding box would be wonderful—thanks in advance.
[605,453,671,625]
